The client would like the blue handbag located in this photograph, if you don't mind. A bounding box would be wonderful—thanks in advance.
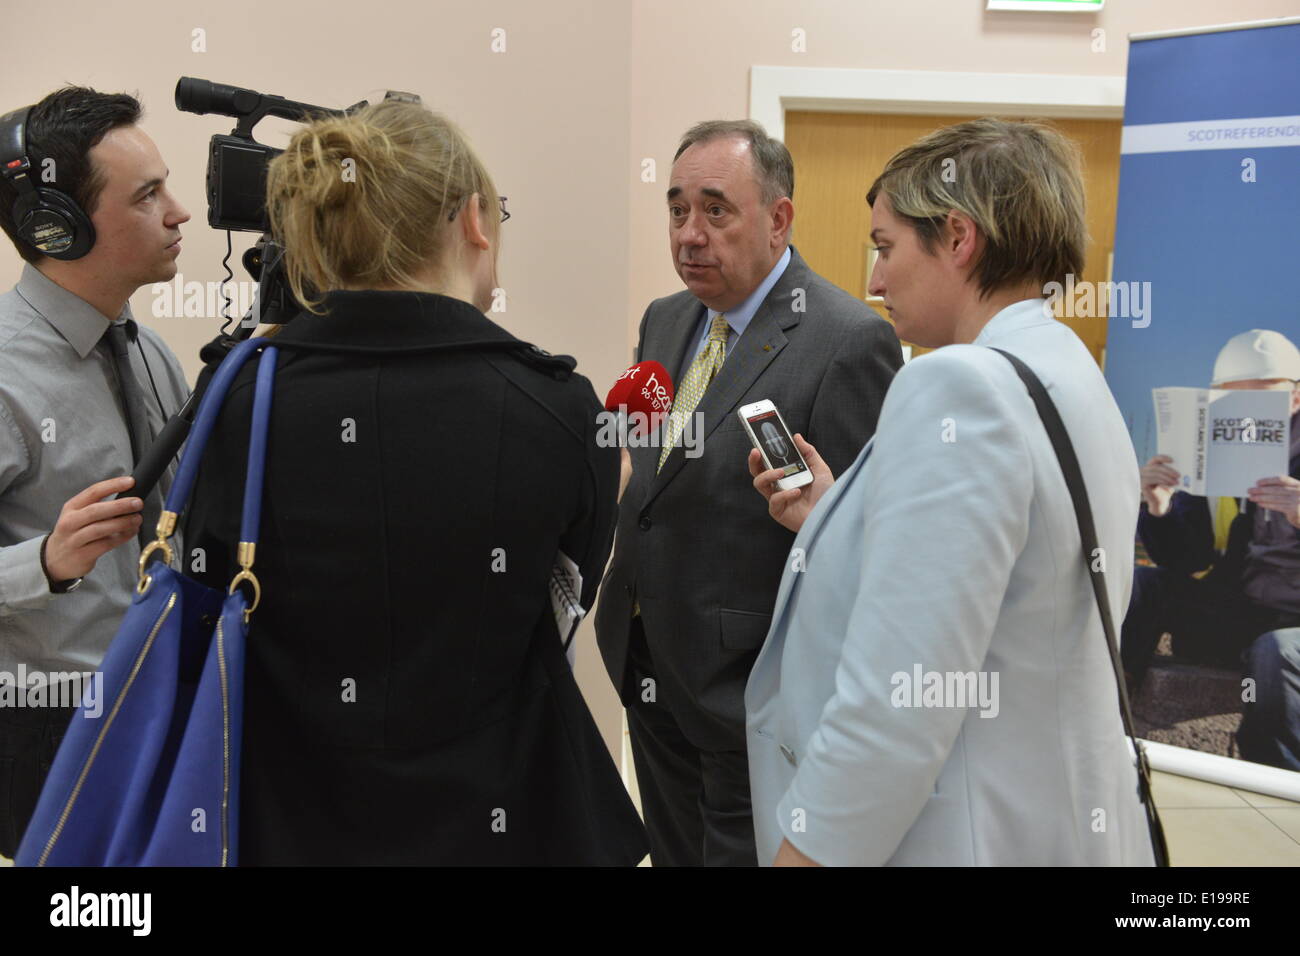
[17,338,278,867]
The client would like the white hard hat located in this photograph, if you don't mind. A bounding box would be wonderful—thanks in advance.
[1211,329,1300,386]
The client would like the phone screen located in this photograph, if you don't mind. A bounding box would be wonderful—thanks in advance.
[745,409,807,477]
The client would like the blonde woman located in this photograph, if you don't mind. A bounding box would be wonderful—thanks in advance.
[745,119,1156,866]
[184,101,647,865]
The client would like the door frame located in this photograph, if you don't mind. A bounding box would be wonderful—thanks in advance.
[749,65,1125,138]
[753,66,1125,360]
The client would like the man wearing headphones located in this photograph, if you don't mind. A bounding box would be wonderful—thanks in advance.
[0,87,191,858]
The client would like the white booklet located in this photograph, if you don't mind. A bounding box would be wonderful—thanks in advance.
[1152,387,1291,497]
[549,551,585,668]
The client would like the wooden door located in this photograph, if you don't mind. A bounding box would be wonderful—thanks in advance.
[784,111,1121,365]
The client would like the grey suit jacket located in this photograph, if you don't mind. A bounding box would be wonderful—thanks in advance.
[595,246,902,752]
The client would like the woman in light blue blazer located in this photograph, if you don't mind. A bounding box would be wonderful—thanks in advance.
[744,118,1156,866]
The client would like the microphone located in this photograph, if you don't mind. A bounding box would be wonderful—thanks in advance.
[113,331,251,509]
[761,421,789,460]
[604,361,674,439]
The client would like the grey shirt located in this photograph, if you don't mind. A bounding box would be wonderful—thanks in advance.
[0,263,189,675]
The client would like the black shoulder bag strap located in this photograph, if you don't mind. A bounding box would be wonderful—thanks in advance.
[991,347,1170,867]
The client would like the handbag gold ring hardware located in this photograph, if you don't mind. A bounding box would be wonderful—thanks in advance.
[135,511,180,595]
[136,539,174,595]
[228,569,261,624]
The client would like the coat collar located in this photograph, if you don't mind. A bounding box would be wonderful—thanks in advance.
[270,289,525,354]
[973,298,1056,347]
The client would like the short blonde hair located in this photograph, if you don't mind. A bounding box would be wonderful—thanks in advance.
[866,118,1086,299]
[266,100,498,314]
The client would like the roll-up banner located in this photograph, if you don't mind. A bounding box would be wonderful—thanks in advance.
[1104,18,1300,799]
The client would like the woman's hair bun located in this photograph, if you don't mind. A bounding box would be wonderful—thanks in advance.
[266,100,498,314]
[278,117,398,209]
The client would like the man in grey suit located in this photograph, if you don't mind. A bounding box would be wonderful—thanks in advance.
[595,119,902,866]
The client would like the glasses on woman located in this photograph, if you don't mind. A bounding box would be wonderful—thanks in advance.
[448,195,510,224]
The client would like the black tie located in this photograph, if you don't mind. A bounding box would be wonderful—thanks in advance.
[104,319,162,548]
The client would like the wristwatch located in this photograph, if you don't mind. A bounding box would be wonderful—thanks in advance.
[40,534,83,594]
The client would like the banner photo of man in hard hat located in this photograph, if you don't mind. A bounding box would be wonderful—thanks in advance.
[1101,20,1300,794]
[1122,329,1300,779]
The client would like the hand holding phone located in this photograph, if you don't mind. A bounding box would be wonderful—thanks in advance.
[747,432,835,533]
[740,401,836,533]
[738,401,813,491]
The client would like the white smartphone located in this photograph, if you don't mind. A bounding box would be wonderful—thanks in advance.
[738,400,814,491]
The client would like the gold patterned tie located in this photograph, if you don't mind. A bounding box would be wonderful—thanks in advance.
[658,313,730,472]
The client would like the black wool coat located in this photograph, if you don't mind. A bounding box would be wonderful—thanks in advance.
[185,290,647,865]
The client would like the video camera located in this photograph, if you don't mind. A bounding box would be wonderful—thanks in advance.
[122,78,422,504]
[175,76,420,328]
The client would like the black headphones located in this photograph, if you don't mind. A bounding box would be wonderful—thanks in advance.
[2,106,171,421]
[0,106,96,260]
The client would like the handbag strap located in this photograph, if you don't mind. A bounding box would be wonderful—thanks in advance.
[990,347,1170,867]
[238,347,278,545]
[139,338,279,621]
[161,338,267,515]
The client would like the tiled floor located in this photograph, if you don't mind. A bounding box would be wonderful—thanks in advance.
[2,768,1294,867]
[1149,770,1300,866]
[625,740,1300,865]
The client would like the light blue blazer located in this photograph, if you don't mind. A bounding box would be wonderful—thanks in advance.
[745,299,1156,866]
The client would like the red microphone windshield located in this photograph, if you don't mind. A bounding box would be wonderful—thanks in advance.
[604,361,674,436]
[605,361,673,412]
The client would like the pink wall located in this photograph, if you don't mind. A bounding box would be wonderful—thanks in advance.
[626,0,1300,333]
[0,0,637,758]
